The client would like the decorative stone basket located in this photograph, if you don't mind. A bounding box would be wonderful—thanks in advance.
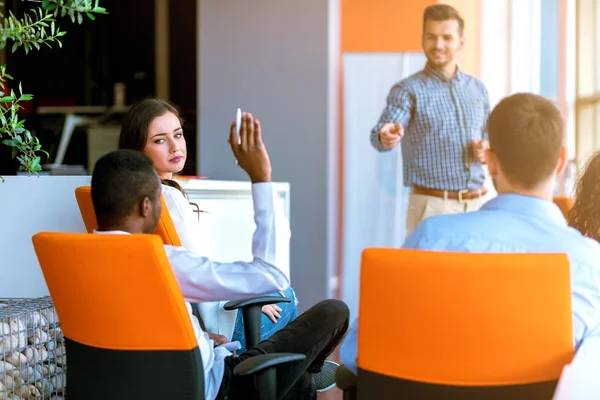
[0,297,65,400]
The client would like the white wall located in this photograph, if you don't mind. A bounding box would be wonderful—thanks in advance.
[481,0,510,107]
[481,0,543,104]
[509,0,542,94]
[0,176,90,297]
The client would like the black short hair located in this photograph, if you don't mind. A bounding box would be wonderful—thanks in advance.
[487,93,564,189]
[91,149,160,227]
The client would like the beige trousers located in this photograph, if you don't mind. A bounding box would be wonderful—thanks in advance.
[405,190,495,237]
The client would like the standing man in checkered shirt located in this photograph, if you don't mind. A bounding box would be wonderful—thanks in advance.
[371,4,495,236]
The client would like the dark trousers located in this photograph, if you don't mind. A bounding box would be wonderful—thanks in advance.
[216,299,350,400]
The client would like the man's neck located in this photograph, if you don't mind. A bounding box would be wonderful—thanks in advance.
[97,224,141,234]
[428,62,458,80]
[495,182,555,202]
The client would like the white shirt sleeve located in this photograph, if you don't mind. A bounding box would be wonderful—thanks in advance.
[164,182,291,303]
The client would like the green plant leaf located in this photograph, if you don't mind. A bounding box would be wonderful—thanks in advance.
[0,2,107,178]
[32,156,41,170]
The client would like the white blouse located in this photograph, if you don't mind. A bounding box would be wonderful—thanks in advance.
[161,183,215,258]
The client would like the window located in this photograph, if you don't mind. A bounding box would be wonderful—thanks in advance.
[575,0,600,170]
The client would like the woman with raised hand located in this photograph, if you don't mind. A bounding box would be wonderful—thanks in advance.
[117,98,299,354]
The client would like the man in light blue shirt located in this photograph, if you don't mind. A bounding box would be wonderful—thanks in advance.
[340,92,600,377]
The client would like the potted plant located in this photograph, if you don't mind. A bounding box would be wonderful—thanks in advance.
[0,0,107,180]
[0,0,107,298]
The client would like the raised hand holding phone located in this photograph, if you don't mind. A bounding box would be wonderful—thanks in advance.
[228,111,272,183]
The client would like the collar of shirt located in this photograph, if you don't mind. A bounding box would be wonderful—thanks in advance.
[480,193,567,227]
[93,230,130,235]
[424,62,464,82]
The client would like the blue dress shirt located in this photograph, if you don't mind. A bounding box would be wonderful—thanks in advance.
[370,64,490,191]
[340,194,600,375]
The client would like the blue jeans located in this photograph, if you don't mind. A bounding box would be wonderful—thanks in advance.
[231,287,299,354]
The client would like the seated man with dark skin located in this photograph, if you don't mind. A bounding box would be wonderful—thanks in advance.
[90,112,349,400]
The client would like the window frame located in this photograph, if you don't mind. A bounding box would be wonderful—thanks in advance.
[575,0,600,173]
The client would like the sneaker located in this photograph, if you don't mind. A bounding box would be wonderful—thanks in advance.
[314,360,340,393]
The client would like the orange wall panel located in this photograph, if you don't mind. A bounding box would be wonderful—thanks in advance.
[341,0,437,52]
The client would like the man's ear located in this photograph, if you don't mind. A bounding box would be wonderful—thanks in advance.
[486,149,498,177]
[555,145,567,176]
[140,197,151,218]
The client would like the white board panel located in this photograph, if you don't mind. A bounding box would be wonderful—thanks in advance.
[341,52,426,318]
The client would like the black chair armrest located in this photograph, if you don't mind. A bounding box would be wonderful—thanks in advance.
[234,353,306,400]
[234,353,306,376]
[224,296,293,348]
[223,296,292,310]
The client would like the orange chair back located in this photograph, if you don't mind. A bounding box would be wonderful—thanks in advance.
[32,232,196,349]
[74,185,182,246]
[553,196,574,220]
[358,249,573,387]
[31,232,203,399]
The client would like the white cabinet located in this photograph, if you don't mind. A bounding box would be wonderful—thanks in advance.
[176,179,291,277]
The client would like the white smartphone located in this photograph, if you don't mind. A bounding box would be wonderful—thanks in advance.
[236,108,242,140]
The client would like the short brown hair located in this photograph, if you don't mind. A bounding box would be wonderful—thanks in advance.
[423,4,464,36]
[487,93,564,189]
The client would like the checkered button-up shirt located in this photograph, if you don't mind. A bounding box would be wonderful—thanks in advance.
[371,64,490,191]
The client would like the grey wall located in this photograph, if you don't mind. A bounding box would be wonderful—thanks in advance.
[197,0,332,311]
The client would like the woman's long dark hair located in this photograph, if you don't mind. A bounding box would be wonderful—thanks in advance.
[118,98,203,219]
[568,151,600,242]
